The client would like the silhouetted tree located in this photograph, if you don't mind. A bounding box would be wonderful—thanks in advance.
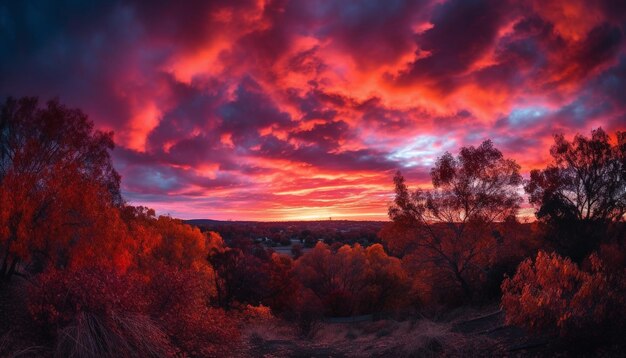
[525,128,626,261]
[386,140,523,298]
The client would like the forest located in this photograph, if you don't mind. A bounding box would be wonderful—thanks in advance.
[1,97,625,357]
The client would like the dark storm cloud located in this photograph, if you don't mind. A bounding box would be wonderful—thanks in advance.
[397,0,510,88]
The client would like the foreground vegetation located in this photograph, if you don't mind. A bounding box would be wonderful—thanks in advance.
[1,97,624,356]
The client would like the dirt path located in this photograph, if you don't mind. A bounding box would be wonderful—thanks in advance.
[452,309,549,355]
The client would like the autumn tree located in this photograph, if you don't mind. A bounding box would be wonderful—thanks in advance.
[146,264,240,357]
[0,97,124,280]
[295,242,408,316]
[386,140,523,298]
[207,244,295,310]
[525,128,626,261]
[152,216,212,270]
[361,244,409,314]
[0,97,121,200]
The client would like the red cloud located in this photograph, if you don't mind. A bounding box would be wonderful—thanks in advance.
[1,0,625,220]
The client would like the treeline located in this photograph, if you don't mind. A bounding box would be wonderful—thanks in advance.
[191,220,382,248]
[384,133,626,349]
[0,97,624,356]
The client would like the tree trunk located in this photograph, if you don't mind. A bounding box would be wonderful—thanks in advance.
[454,268,472,298]
[6,257,19,279]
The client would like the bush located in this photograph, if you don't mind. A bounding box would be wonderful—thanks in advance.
[28,267,147,330]
[147,265,240,357]
[28,265,241,357]
[28,267,175,357]
[501,251,626,343]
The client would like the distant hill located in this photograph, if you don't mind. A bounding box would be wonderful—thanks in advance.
[184,219,387,229]
[185,219,387,225]
[184,219,387,246]
[185,219,251,226]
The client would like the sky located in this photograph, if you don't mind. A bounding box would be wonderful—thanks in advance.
[1,0,626,221]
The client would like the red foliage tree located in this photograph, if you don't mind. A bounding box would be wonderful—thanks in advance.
[295,242,408,316]
[0,97,122,280]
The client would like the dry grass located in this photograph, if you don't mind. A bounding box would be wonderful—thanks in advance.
[243,307,504,357]
[55,312,174,358]
[0,331,45,358]
[0,280,48,357]
[313,319,496,357]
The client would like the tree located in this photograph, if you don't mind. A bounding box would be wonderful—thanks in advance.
[361,244,409,314]
[0,97,123,281]
[207,245,272,309]
[152,216,211,270]
[0,97,121,201]
[525,128,626,261]
[147,264,240,357]
[295,242,365,316]
[386,140,523,298]
[294,242,408,316]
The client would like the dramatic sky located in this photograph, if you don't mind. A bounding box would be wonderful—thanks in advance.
[2,0,626,220]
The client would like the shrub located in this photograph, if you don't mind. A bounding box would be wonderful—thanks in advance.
[501,251,626,342]
[27,267,175,357]
[28,265,241,357]
[295,242,409,317]
[147,265,240,357]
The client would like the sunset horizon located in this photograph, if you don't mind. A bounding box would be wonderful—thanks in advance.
[2,1,626,356]
[2,0,625,221]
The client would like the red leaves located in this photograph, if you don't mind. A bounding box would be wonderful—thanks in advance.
[501,250,626,338]
[295,242,409,317]
[151,216,212,270]
[27,267,148,329]
[147,265,239,357]
[27,264,240,357]
[1,97,123,279]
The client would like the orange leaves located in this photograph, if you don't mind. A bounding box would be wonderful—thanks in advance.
[501,250,626,338]
[151,216,209,269]
[1,97,123,279]
[147,264,239,356]
[295,242,409,316]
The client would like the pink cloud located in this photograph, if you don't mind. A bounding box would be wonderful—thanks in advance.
[1,0,625,220]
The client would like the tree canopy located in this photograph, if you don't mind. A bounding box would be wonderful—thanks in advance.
[525,128,626,260]
[386,140,523,297]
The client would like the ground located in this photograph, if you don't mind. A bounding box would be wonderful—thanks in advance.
[241,305,553,357]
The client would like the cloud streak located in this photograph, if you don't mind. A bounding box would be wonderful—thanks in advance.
[1,0,625,220]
